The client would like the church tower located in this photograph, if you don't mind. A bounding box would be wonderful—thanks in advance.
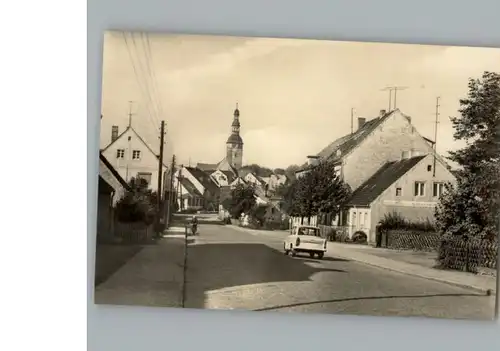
[226,103,244,170]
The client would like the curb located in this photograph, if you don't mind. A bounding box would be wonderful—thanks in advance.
[334,252,496,296]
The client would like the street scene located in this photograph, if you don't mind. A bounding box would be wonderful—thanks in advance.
[94,31,499,321]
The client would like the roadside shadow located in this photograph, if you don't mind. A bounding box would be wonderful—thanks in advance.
[184,243,346,309]
[254,292,486,312]
[294,256,350,263]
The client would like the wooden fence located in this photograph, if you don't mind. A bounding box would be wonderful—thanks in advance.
[114,221,154,244]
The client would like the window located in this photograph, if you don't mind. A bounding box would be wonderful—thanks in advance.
[137,172,152,185]
[132,150,141,160]
[396,187,402,196]
[414,181,425,196]
[116,149,125,158]
[433,182,444,197]
[427,165,432,172]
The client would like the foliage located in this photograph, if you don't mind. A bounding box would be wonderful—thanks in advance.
[274,180,300,216]
[292,160,351,219]
[352,231,368,244]
[249,205,268,227]
[115,177,157,224]
[379,211,436,232]
[224,183,257,218]
[435,71,500,240]
[240,164,274,177]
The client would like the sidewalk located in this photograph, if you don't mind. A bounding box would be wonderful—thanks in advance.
[94,227,187,307]
[329,242,497,294]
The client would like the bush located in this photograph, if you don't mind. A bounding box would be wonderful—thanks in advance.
[352,231,368,244]
[380,211,436,232]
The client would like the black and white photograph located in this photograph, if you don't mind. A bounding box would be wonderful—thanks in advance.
[94,31,499,320]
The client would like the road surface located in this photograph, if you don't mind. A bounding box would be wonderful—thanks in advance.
[184,224,495,320]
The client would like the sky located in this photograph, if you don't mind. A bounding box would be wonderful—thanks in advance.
[99,31,500,169]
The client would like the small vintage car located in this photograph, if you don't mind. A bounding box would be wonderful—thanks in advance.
[284,225,327,259]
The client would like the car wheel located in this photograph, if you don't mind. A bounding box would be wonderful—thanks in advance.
[309,252,315,258]
[290,244,296,257]
[317,252,324,259]
[284,243,289,255]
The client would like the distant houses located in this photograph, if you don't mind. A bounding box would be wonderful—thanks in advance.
[171,104,288,219]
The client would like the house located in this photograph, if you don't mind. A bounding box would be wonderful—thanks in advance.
[243,172,266,189]
[229,176,247,188]
[292,108,455,241]
[173,166,221,211]
[97,153,131,242]
[296,109,441,192]
[100,123,170,193]
[341,153,455,242]
[209,169,236,187]
[259,173,287,193]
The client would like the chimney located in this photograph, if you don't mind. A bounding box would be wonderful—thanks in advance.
[357,117,366,130]
[379,109,386,116]
[407,116,412,124]
[111,125,119,142]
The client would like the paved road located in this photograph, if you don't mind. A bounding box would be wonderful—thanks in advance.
[184,224,495,320]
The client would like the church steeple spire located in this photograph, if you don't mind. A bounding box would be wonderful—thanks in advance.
[226,103,244,170]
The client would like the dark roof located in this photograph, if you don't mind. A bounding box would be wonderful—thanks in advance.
[185,167,220,194]
[346,155,426,206]
[220,170,236,183]
[196,163,218,172]
[297,110,400,173]
[179,177,203,197]
[320,111,395,162]
[99,153,130,190]
[226,133,243,145]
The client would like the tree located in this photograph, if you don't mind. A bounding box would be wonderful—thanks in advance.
[224,183,257,218]
[435,71,500,239]
[115,177,158,224]
[275,180,301,216]
[292,160,351,221]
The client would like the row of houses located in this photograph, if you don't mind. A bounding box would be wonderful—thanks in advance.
[293,108,456,243]
[172,161,287,219]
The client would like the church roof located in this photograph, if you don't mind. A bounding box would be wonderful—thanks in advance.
[226,133,243,145]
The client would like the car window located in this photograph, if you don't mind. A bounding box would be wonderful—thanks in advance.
[298,228,321,237]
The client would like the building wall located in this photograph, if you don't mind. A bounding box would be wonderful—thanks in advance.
[172,167,205,195]
[101,128,166,192]
[226,143,243,170]
[97,193,112,241]
[99,159,127,205]
[368,153,456,241]
[342,111,437,191]
[211,170,229,186]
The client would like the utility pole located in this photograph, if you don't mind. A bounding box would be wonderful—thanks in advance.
[381,86,408,110]
[166,154,176,228]
[350,108,354,134]
[178,166,184,211]
[433,97,440,177]
[156,120,166,234]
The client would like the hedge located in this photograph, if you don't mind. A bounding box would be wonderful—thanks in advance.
[383,230,440,251]
[437,235,498,272]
